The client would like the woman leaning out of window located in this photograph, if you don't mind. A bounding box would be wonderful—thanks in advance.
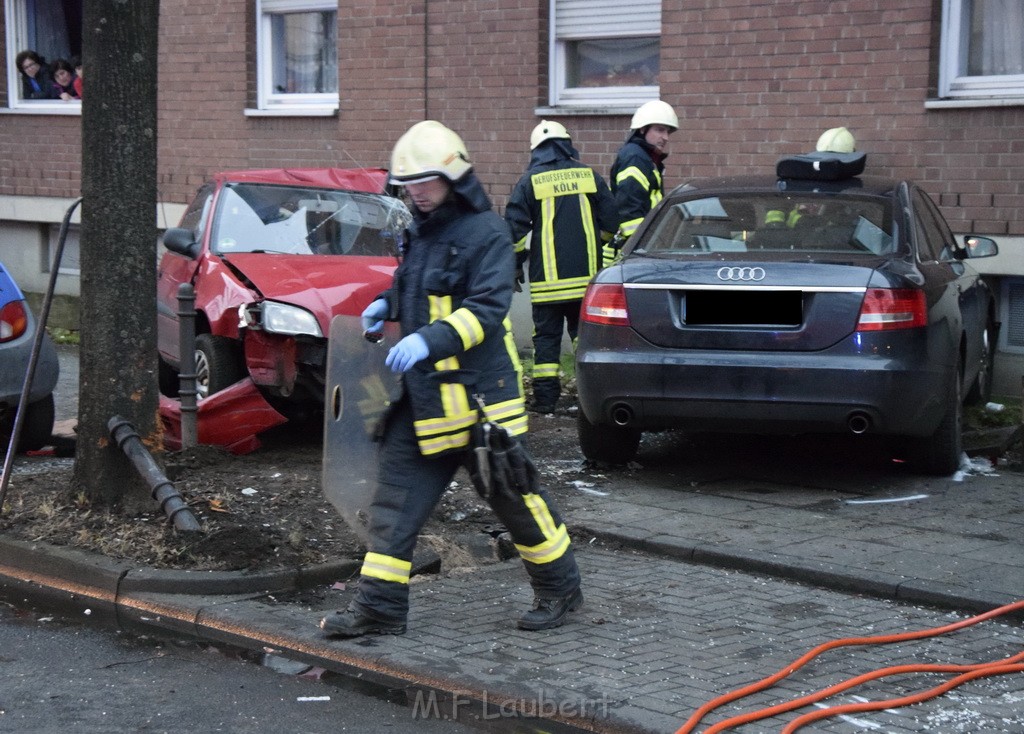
[15,49,57,99]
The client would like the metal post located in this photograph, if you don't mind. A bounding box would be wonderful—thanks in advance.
[177,283,198,448]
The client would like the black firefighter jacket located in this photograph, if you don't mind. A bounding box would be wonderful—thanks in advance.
[382,173,527,456]
[505,140,618,304]
[607,133,668,261]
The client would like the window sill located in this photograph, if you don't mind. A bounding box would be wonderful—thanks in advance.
[1,103,81,116]
[925,97,1024,109]
[244,106,338,118]
[535,105,639,117]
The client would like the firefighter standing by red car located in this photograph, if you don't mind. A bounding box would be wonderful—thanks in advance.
[505,120,619,414]
[320,121,583,638]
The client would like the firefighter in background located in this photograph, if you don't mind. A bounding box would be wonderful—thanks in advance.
[505,120,619,414]
[605,99,679,263]
[320,121,583,638]
[764,127,858,227]
[816,126,856,154]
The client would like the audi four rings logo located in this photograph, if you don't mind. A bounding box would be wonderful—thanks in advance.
[717,267,766,281]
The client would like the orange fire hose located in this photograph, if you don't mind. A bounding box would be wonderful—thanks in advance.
[676,599,1024,734]
[782,662,1024,734]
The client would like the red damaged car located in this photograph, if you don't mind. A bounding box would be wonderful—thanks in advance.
[156,168,409,417]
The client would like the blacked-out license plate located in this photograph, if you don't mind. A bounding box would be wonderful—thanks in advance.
[684,290,803,327]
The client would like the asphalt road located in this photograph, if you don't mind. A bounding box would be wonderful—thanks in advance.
[0,602,477,733]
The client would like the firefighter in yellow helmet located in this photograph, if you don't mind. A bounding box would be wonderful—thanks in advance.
[605,100,679,263]
[321,120,583,638]
[505,120,618,413]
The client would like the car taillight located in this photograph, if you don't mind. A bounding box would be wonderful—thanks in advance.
[856,288,927,331]
[581,283,630,326]
[0,300,28,342]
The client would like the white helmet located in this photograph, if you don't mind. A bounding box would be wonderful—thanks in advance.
[530,120,571,150]
[816,127,856,154]
[630,100,679,132]
[389,120,473,184]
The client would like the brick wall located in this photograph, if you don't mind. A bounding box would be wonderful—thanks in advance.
[1,0,1022,235]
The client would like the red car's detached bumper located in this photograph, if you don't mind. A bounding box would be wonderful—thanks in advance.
[160,378,288,455]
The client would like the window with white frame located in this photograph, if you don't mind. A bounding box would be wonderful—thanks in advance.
[549,0,660,108]
[47,222,80,276]
[256,0,338,113]
[5,0,82,110]
[939,0,1024,99]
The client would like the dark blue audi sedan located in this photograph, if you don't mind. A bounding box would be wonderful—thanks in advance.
[575,163,999,475]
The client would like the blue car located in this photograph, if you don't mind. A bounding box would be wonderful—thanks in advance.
[576,164,999,475]
[0,261,58,451]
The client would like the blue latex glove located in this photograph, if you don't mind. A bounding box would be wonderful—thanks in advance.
[386,333,429,373]
[360,299,388,334]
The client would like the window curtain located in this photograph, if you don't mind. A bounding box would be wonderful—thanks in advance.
[968,0,1024,75]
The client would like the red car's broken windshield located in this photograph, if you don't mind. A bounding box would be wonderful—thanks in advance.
[210,183,410,258]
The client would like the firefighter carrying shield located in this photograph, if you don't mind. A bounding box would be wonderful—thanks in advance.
[319,121,583,638]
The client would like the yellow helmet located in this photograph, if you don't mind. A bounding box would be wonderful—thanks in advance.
[630,100,679,132]
[389,120,473,184]
[530,120,571,150]
[816,127,856,154]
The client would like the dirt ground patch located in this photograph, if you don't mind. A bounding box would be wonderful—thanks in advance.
[0,404,603,574]
[3,388,1018,575]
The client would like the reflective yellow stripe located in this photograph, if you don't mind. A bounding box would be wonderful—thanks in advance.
[579,194,598,274]
[361,552,412,583]
[477,392,528,437]
[650,184,663,209]
[443,307,484,350]
[619,216,645,236]
[502,415,528,436]
[414,409,477,435]
[533,362,559,379]
[540,197,558,282]
[532,287,588,303]
[530,270,592,301]
[515,494,571,564]
[515,525,570,564]
[419,429,471,455]
[483,395,526,421]
[514,234,529,253]
[616,166,650,192]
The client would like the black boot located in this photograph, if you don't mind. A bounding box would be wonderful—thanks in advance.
[517,587,583,630]
[530,377,559,414]
[320,607,406,638]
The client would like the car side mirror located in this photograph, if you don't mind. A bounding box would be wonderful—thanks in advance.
[162,227,199,258]
[965,235,998,259]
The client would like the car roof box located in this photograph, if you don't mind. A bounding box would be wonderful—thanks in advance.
[776,151,866,181]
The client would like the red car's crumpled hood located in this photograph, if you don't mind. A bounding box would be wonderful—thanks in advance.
[223,253,396,333]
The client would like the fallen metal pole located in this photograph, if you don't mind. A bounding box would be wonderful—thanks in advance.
[108,415,202,532]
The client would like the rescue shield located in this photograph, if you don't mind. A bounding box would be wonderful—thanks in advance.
[322,314,402,544]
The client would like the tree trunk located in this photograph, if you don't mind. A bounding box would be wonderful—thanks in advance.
[75,0,161,507]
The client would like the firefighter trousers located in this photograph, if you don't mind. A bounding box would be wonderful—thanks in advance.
[531,300,581,408]
[351,398,581,623]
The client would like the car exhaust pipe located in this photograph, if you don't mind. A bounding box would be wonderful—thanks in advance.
[611,403,634,427]
[847,411,871,435]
